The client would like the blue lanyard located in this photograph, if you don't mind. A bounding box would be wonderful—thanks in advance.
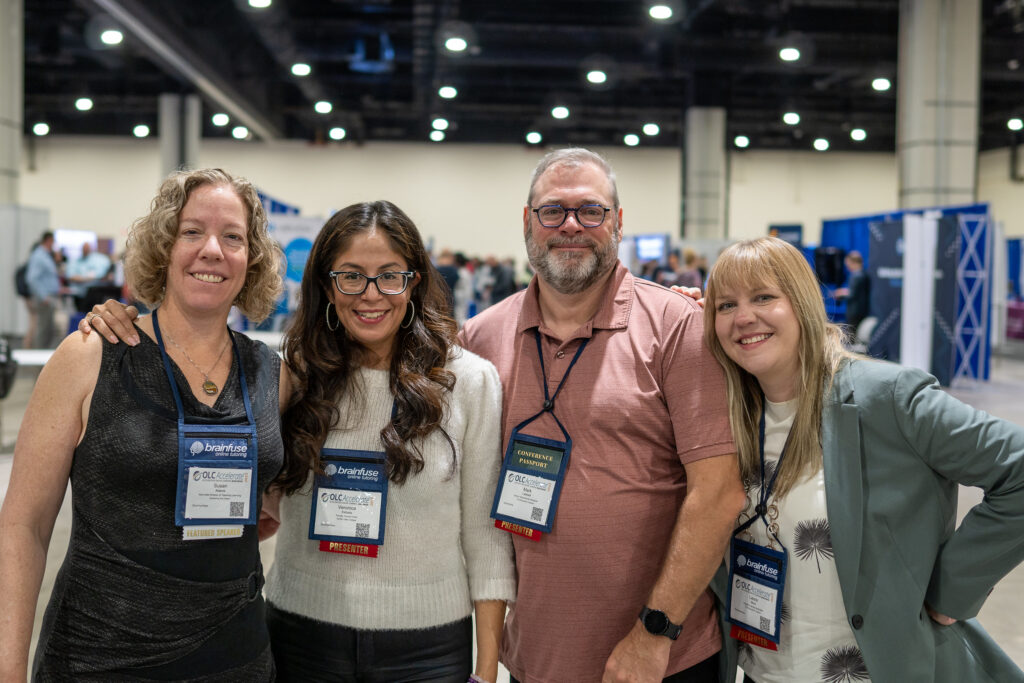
[735,393,786,547]
[151,308,255,428]
[509,332,589,443]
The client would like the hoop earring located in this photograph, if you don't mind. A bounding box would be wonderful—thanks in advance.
[400,300,416,329]
[325,301,339,331]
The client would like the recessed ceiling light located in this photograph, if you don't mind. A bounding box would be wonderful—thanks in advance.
[314,101,332,114]
[783,112,800,125]
[291,63,311,77]
[526,131,542,144]
[329,127,346,140]
[430,130,445,142]
[734,135,750,148]
[586,70,607,84]
[445,36,468,52]
[211,113,230,127]
[813,138,829,151]
[1009,59,1021,71]
[643,122,660,136]
[100,29,123,46]
[850,128,867,141]
[551,106,570,119]
[432,117,449,131]
[232,126,250,139]
[649,5,673,20]
[248,0,271,7]
[75,97,93,111]
[438,86,458,99]
[1009,118,1024,131]
[133,124,150,138]
[624,133,640,146]
[33,123,50,136]
[872,77,891,91]
[779,47,800,62]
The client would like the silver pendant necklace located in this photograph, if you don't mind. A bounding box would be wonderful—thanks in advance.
[164,331,231,396]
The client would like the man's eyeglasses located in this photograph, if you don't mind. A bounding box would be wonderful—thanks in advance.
[532,204,611,229]
[328,270,415,295]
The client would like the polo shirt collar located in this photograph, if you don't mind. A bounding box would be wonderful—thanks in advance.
[516,261,633,339]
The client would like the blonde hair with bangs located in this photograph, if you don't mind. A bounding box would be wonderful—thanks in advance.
[124,168,283,321]
[703,237,850,498]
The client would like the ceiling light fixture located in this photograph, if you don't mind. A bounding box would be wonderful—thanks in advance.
[813,138,829,151]
[642,123,660,136]
[432,117,449,131]
[783,111,800,125]
[445,37,468,52]
[779,47,800,62]
[586,70,607,84]
[734,135,750,148]
[33,123,50,136]
[232,126,250,139]
[211,113,230,127]
[872,77,891,91]
[430,130,445,142]
[133,124,150,138]
[1009,118,1024,131]
[850,128,867,141]
[649,5,673,20]
[75,97,93,111]
[551,106,570,119]
[248,0,271,8]
[624,133,640,146]
[291,63,311,77]
[526,131,542,144]
[314,101,333,114]
[438,86,458,99]
[329,127,346,140]
[100,29,123,46]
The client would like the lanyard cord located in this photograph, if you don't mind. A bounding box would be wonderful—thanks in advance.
[509,332,589,442]
[734,392,786,548]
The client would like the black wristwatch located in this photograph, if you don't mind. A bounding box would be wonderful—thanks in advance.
[639,606,683,640]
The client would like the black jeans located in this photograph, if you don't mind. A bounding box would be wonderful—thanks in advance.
[510,653,719,683]
[267,603,471,682]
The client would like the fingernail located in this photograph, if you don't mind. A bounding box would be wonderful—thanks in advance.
[130,335,140,346]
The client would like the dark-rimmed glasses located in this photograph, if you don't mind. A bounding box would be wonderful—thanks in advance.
[532,204,611,228]
[328,270,415,295]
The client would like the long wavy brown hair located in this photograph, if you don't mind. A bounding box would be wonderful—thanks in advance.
[276,201,458,493]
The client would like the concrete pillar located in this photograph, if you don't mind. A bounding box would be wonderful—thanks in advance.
[0,0,24,203]
[158,93,201,179]
[897,0,980,208]
[684,107,726,239]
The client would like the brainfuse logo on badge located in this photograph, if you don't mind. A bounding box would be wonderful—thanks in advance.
[337,466,380,482]
[189,440,247,456]
[737,554,780,582]
[190,441,204,455]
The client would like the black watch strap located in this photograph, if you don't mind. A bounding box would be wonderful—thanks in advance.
[639,606,683,640]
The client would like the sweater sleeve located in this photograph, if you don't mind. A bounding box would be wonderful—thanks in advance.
[456,351,517,603]
[891,366,1024,618]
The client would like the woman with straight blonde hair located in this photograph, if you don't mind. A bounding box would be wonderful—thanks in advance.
[702,236,1024,683]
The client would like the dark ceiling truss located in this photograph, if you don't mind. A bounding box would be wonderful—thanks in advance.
[20,0,1022,153]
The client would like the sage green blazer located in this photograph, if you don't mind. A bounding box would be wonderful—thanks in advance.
[713,358,1024,683]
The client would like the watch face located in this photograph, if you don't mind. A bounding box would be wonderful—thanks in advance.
[643,609,669,634]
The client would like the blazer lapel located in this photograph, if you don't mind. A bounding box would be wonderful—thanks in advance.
[823,364,864,607]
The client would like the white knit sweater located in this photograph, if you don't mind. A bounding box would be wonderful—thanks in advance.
[265,347,516,630]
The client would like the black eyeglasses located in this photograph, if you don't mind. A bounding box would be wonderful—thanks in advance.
[531,204,611,228]
[328,270,415,295]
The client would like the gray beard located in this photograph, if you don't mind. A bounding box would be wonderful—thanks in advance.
[525,225,621,295]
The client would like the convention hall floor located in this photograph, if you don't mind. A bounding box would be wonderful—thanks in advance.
[2,345,1023,680]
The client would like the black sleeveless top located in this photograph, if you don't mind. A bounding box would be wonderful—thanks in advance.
[33,328,283,681]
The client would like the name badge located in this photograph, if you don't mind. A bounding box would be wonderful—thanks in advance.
[309,448,388,558]
[490,432,569,540]
[726,537,788,649]
[175,427,258,532]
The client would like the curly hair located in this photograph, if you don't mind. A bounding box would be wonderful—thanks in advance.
[124,168,283,321]
[276,200,459,493]
[703,237,851,499]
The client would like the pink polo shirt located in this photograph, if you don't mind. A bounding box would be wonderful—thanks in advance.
[459,262,735,683]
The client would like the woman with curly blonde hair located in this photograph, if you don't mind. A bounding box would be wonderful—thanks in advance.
[0,168,290,680]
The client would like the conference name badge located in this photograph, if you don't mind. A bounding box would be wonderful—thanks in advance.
[490,433,569,540]
[310,448,388,558]
[175,430,259,538]
[726,537,788,649]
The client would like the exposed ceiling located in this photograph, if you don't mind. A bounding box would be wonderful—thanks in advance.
[21,0,1024,153]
